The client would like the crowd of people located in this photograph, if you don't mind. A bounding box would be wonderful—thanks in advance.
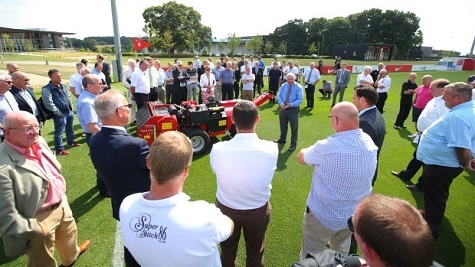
[0,55,474,267]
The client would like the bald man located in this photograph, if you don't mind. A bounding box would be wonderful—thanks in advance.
[297,102,377,258]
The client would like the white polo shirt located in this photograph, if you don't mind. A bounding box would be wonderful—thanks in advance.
[131,70,150,94]
[376,75,391,93]
[211,133,278,210]
[120,192,232,267]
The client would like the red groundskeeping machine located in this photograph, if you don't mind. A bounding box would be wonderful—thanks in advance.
[136,92,274,155]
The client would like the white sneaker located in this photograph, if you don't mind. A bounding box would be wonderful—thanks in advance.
[413,133,420,144]
[408,133,417,138]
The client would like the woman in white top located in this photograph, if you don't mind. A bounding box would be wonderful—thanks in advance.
[356,66,374,86]
[199,67,216,104]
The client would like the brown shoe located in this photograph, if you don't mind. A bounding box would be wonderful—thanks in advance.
[56,149,70,156]
[67,142,81,147]
[62,240,91,267]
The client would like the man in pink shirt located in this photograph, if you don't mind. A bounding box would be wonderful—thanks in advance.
[0,111,90,267]
[409,75,433,142]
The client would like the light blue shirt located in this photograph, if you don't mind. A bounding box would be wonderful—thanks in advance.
[77,90,101,133]
[417,101,475,167]
[277,82,303,108]
[303,129,377,230]
[212,66,224,80]
[157,69,166,87]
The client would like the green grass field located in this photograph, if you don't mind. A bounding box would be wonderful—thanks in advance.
[0,54,474,266]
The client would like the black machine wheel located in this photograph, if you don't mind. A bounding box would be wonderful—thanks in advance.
[186,128,211,156]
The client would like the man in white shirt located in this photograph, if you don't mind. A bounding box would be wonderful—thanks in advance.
[303,62,321,110]
[123,59,137,124]
[241,66,255,101]
[69,62,84,99]
[375,69,391,113]
[120,131,233,267]
[130,60,150,110]
[145,57,159,101]
[90,62,109,91]
[283,61,299,82]
[211,100,278,267]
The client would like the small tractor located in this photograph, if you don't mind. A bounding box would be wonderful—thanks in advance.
[136,92,274,155]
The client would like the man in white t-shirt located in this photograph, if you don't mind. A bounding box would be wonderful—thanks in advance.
[120,131,233,267]
[283,61,299,81]
[211,100,278,267]
[69,62,84,99]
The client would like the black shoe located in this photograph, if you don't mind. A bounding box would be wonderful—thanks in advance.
[393,125,400,129]
[406,184,423,192]
[391,171,410,181]
[273,139,286,144]
[100,191,111,198]
[304,106,310,109]
[288,145,296,151]
[401,125,407,128]
[309,107,313,111]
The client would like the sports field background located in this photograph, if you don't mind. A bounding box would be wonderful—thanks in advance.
[0,53,474,266]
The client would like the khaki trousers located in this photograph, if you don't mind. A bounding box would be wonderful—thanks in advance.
[26,198,79,267]
[300,210,352,260]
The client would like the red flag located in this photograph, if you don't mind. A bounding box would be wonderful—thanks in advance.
[133,38,151,51]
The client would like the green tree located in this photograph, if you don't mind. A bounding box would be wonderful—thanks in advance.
[161,30,176,58]
[268,19,307,55]
[263,42,274,55]
[245,35,263,55]
[308,42,317,55]
[24,39,35,53]
[347,9,422,59]
[278,42,286,54]
[143,1,212,53]
[217,41,225,55]
[226,33,241,56]
[320,17,352,55]
[2,34,15,52]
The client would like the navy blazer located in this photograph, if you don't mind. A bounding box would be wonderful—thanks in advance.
[89,127,150,220]
[10,86,45,122]
[359,106,386,156]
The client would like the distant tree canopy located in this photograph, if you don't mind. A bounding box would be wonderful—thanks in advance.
[142,1,212,53]
[268,8,423,59]
[66,7,426,59]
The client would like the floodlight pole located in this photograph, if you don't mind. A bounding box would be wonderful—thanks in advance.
[470,35,475,58]
[111,0,123,82]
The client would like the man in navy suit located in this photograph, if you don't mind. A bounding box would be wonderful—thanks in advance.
[10,71,45,125]
[89,90,150,267]
[352,85,386,185]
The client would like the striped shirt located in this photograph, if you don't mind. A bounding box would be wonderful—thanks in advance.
[303,129,377,231]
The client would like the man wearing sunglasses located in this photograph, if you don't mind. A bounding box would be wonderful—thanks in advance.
[0,74,19,141]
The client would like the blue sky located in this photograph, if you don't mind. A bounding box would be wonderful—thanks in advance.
[0,0,473,54]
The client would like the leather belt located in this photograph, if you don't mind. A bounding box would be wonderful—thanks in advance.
[40,202,61,212]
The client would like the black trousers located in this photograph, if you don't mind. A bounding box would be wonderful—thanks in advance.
[421,164,463,239]
[395,101,412,127]
[165,84,173,104]
[222,83,234,100]
[399,146,424,180]
[134,93,149,110]
[305,84,316,107]
[279,107,299,146]
[234,82,240,99]
[376,92,387,113]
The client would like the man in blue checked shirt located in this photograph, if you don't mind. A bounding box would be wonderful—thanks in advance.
[297,102,377,258]
[274,73,303,151]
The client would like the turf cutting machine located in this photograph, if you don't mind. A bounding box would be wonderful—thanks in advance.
[136,92,274,155]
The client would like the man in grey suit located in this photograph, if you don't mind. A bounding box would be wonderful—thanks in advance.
[352,85,386,185]
[332,62,351,107]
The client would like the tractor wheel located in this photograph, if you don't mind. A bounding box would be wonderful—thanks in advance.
[229,124,237,137]
[186,128,211,156]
